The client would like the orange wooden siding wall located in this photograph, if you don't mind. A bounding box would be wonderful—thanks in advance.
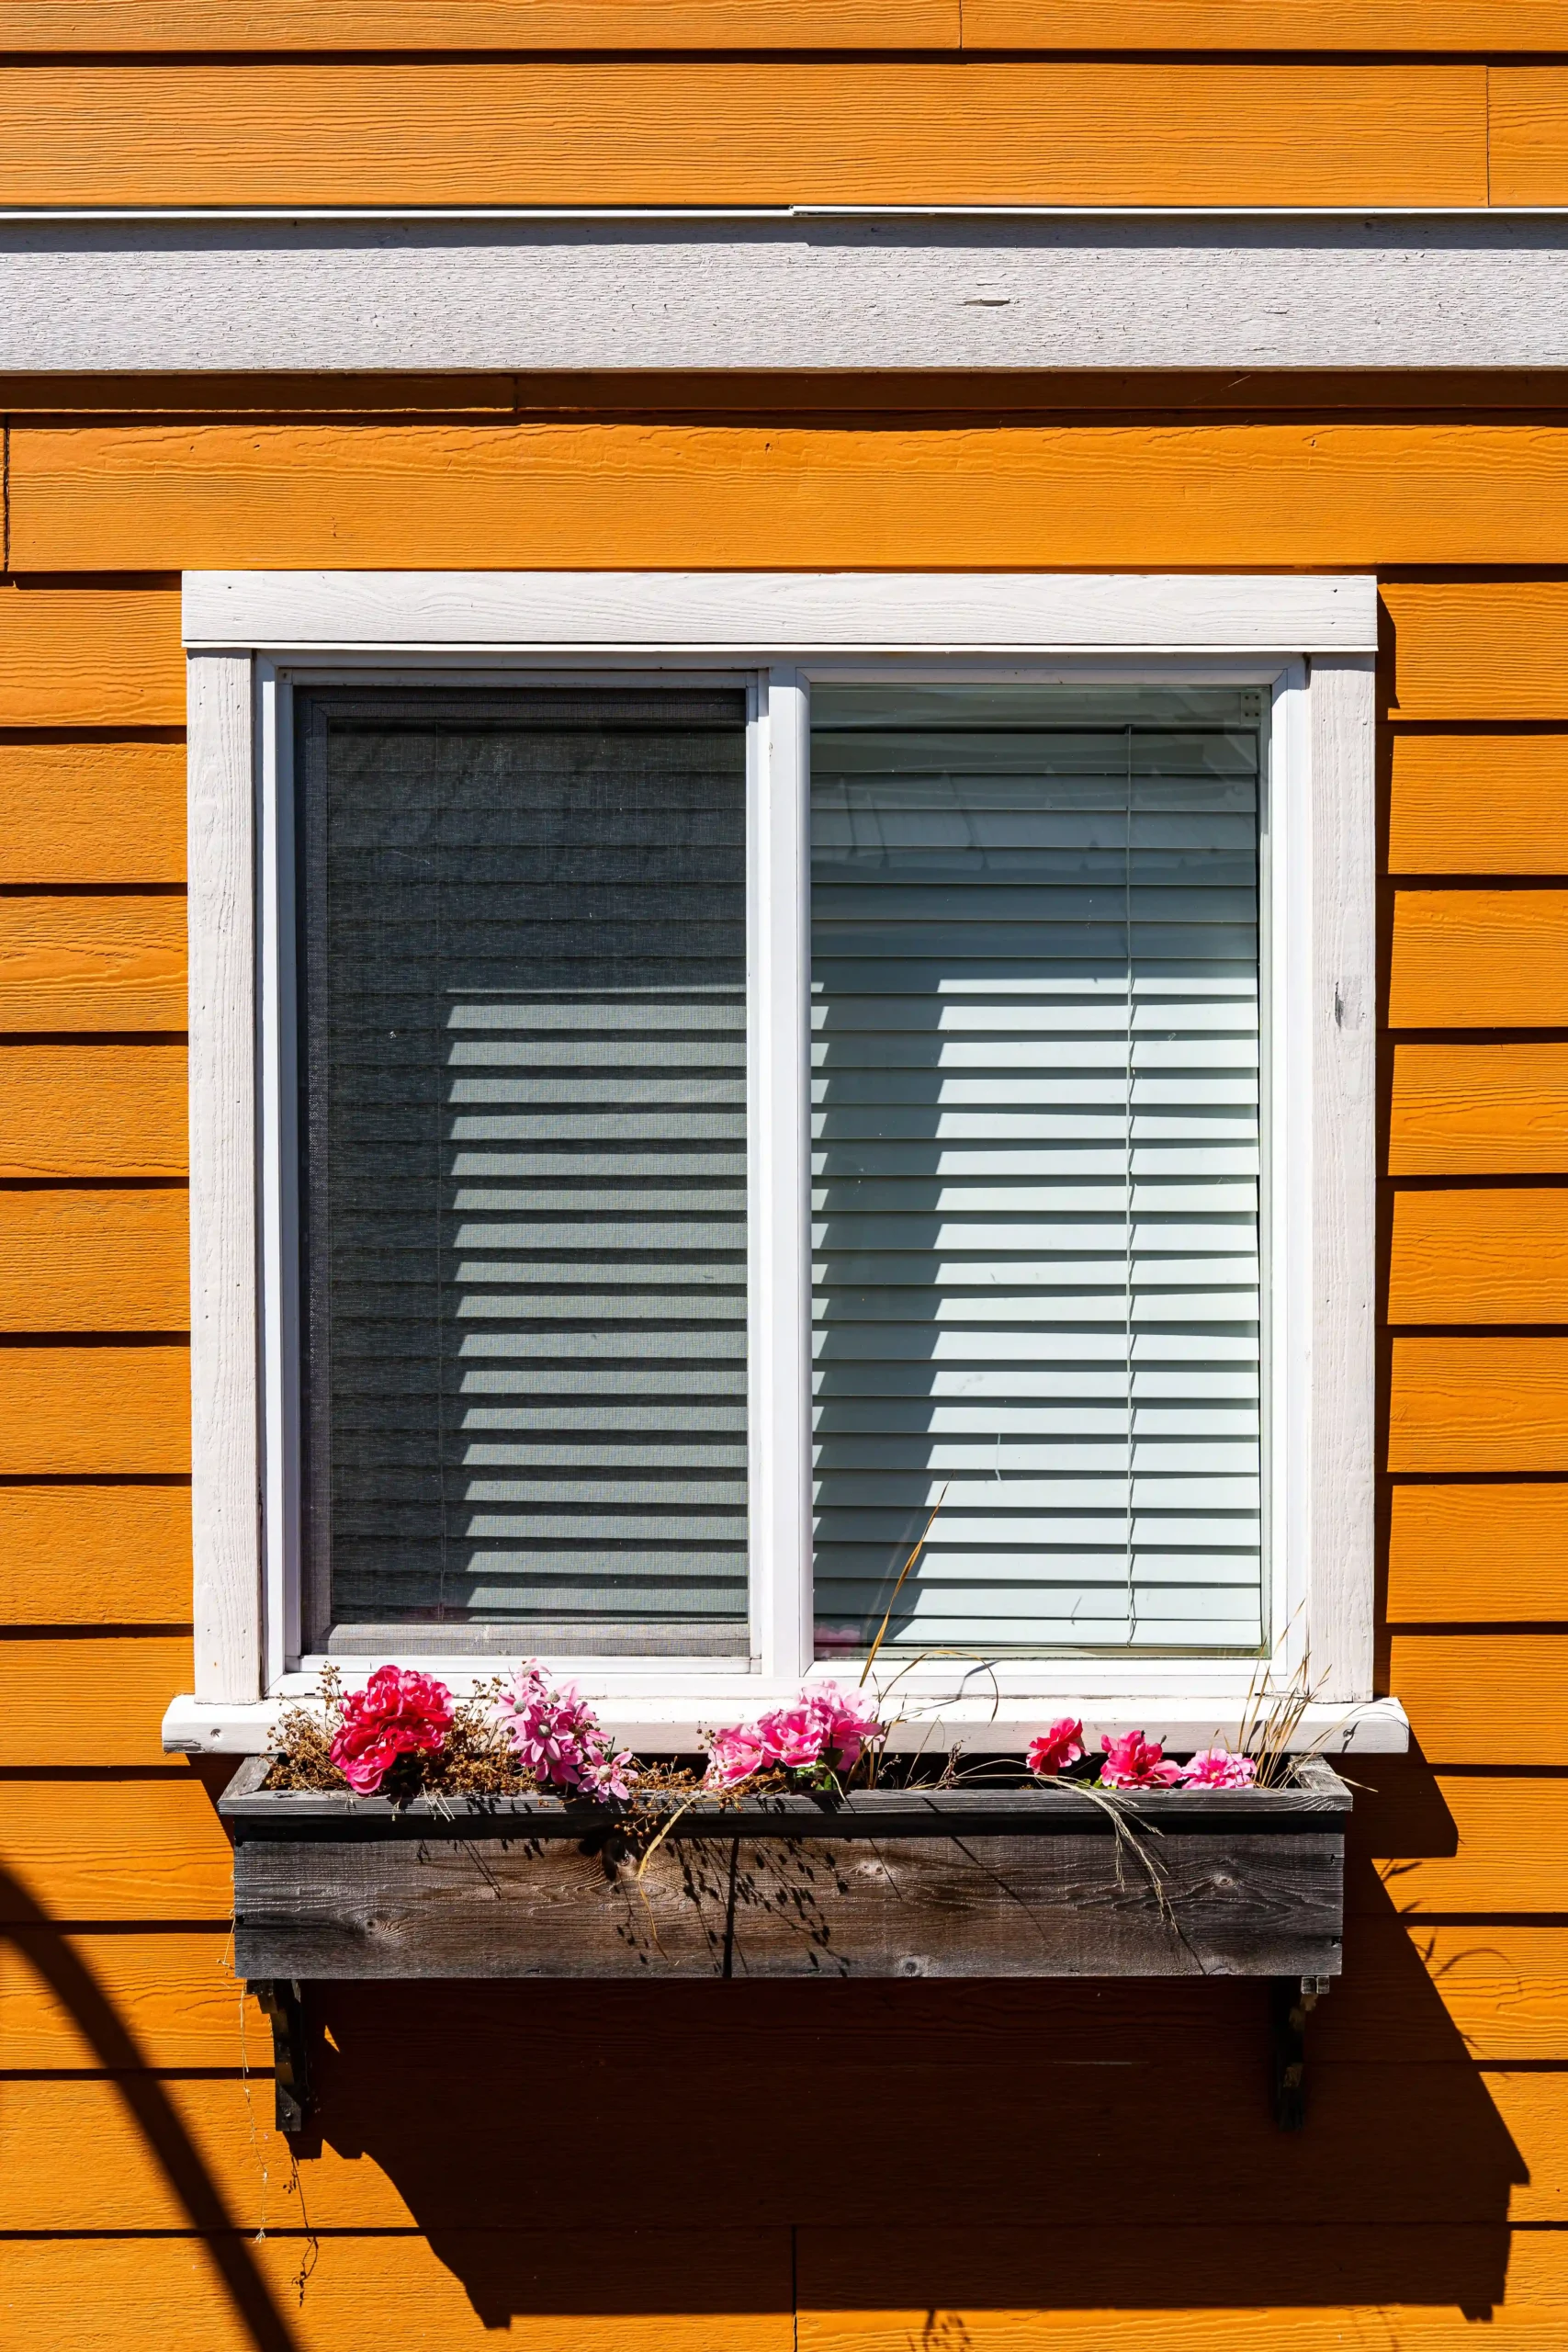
[3,15,1568,2335]
[4,366,1568,2349]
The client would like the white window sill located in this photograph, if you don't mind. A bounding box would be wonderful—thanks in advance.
[162,1689,1410,1758]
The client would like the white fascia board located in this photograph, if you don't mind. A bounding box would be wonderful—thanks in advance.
[164,1690,1411,1757]
[183,570,1378,656]
[12,210,1568,371]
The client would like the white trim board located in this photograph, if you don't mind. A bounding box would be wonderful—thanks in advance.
[11,212,1568,371]
[183,571,1379,655]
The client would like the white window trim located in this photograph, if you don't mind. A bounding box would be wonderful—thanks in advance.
[167,571,1406,1758]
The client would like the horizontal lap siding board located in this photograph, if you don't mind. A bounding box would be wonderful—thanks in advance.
[2,3,1562,46]
[0,895,186,1031]
[1389,1043,1568,1173]
[1388,734,1568,876]
[0,65,1486,208]
[38,426,1568,571]
[1390,1336,1568,1470]
[0,582,183,727]
[0,1045,187,1176]
[1390,1633,1568,1763]
[0,1344,190,1473]
[2,2236,796,2352]
[2,1778,233,1919]
[1382,582,1568,720]
[1,1929,238,2066]
[1389,1485,1568,1622]
[1391,891,1568,1028]
[0,1188,188,1332]
[0,2,961,46]
[0,1485,192,1623]
[5,1634,195,1764]
[0,741,186,885]
[1491,68,1568,205]
[1389,1190,1568,1324]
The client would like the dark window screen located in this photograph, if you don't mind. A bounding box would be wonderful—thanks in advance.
[297,688,750,1656]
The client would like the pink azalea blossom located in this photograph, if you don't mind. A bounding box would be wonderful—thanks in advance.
[491,1659,637,1801]
[1099,1730,1183,1790]
[329,1664,455,1796]
[1027,1717,1086,1778]
[756,1702,823,1770]
[1177,1746,1258,1790]
[816,1684,885,1772]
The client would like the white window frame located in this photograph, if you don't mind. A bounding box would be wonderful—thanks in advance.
[167,571,1405,1757]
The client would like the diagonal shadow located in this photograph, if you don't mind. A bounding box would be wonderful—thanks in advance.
[1,1865,302,2352]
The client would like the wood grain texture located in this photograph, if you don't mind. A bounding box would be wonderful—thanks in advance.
[0,1045,187,1178]
[1391,890,1568,1029]
[1323,1920,1568,2064]
[1,1776,233,1921]
[1389,732,1568,876]
[1492,67,1568,207]
[0,1,959,50]
[1370,1774,1568,1915]
[28,421,1568,571]
[0,894,186,1031]
[5,1634,194,1765]
[7,2,1562,50]
[8,2069,1567,2234]
[1390,1633,1568,1765]
[1389,1189,1568,1324]
[0,582,183,727]
[1388,1485,1568,1624]
[0,740,186,886]
[1389,1043,1568,1175]
[186,654,258,1708]
[1382,581,1568,721]
[2,2233,795,2352]
[0,1187,188,1333]
[976,1,1568,43]
[1,1928,239,2066]
[1391,1336,1568,1472]
[0,1483,191,1624]
[1310,654,1379,1703]
[231,1821,1345,1983]
[0,1345,189,1474]
[0,64,1486,209]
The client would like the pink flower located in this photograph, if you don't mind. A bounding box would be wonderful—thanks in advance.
[816,1684,885,1772]
[491,1659,635,1800]
[329,1665,455,1796]
[1099,1730,1182,1790]
[756,1702,823,1770]
[578,1747,639,1804]
[1177,1747,1258,1790]
[705,1683,886,1788]
[1027,1718,1086,1778]
[705,1723,771,1788]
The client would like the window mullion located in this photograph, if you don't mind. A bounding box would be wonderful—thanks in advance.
[749,667,813,1682]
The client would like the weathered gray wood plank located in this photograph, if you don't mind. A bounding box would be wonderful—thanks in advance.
[232,1824,1343,1982]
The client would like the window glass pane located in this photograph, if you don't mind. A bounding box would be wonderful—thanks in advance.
[298,688,750,1657]
[809,684,1265,1659]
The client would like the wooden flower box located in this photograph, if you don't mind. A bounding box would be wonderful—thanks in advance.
[221,1755,1349,1985]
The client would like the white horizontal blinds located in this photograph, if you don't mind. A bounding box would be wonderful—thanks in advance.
[809,685,1265,1658]
[298,688,750,1657]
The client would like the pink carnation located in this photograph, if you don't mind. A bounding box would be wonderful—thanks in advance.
[329,1665,455,1796]
[1177,1746,1258,1790]
[756,1702,822,1770]
[1027,1717,1086,1778]
[1099,1730,1182,1790]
